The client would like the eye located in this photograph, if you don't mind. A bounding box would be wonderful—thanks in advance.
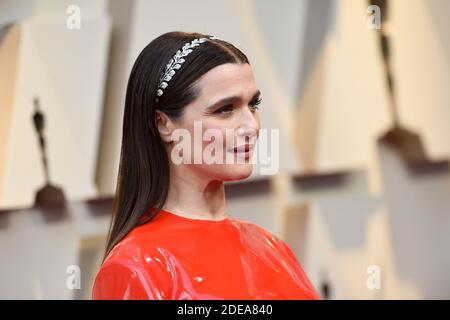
[249,97,262,111]
[215,104,234,114]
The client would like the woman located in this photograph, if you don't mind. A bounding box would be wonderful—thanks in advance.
[92,31,319,300]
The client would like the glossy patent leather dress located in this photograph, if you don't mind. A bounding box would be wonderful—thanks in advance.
[92,209,320,300]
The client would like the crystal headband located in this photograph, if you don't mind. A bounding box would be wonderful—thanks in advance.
[156,35,220,102]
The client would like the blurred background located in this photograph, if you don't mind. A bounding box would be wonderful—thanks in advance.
[0,0,449,299]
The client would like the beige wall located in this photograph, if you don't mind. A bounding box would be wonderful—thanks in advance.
[0,26,21,202]
[0,0,111,208]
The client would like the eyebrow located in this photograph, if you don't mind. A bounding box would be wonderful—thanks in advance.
[205,89,261,111]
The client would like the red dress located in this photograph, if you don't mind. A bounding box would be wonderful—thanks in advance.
[92,209,320,300]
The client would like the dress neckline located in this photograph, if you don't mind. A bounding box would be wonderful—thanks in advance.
[157,208,231,224]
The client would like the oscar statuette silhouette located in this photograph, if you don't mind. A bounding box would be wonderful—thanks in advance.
[32,97,67,219]
[371,0,448,170]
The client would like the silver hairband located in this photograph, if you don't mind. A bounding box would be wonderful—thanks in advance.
[156,35,220,101]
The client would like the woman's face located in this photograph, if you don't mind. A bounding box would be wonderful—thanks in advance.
[162,62,261,182]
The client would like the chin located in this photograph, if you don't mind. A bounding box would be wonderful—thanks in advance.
[220,163,254,181]
[194,162,254,182]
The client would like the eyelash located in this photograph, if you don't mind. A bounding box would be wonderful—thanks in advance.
[251,97,262,110]
[215,97,262,115]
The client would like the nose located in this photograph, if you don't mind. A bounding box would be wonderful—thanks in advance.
[237,108,259,143]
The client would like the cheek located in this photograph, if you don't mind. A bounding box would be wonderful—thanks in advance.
[199,125,229,162]
[173,117,254,176]
[199,124,254,180]
[175,119,231,163]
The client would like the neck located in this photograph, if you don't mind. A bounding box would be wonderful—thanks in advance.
[163,164,228,221]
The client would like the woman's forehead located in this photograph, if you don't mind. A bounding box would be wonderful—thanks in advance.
[195,63,257,102]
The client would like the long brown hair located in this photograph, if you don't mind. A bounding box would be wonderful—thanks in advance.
[103,31,250,261]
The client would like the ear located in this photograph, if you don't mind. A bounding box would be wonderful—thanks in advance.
[155,110,174,143]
